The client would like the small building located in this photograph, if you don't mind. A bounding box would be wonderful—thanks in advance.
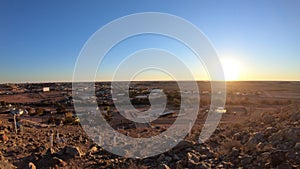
[215,107,227,113]
[10,108,25,115]
[43,87,50,92]
[151,89,163,93]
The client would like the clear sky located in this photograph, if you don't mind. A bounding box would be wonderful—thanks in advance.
[1,0,300,83]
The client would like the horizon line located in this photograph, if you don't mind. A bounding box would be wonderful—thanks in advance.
[1,79,300,85]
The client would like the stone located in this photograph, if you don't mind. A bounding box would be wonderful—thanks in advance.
[158,164,170,169]
[270,150,287,167]
[0,161,16,169]
[260,152,271,163]
[262,113,274,124]
[28,162,36,169]
[173,154,180,161]
[53,157,67,167]
[28,153,39,162]
[173,140,194,152]
[277,162,292,169]
[241,155,253,166]
[200,154,207,160]
[0,134,8,142]
[45,148,55,156]
[187,152,200,163]
[231,147,239,157]
[187,152,200,168]
[256,142,265,150]
[240,132,250,144]
[64,145,83,157]
[294,142,300,151]
[249,132,265,144]
[233,132,242,140]
[88,146,98,154]
[157,154,165,162]
[264,127,276,137]
[164,156,172,163]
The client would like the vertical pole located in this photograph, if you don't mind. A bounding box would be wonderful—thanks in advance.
[14,114,17,134]
[56,131,60,144]
[113,134,117,146]
[189,121,192,136]
[50,132,53,148]
[98,135,102,145]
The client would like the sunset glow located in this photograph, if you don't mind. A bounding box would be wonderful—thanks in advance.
[221,59,240,81]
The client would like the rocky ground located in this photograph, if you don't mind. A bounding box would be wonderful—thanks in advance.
[0,107,299,169]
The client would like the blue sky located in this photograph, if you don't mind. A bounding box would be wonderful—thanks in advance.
[1,0,300,82]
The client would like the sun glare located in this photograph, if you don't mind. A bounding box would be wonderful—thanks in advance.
[221,58,240,81]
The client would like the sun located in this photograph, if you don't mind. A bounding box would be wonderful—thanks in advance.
[221,58,240,81]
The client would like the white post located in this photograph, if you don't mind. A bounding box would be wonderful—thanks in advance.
[98,135,102,145]
[50,133,54,148]
[189,121,192,136]
[14,114,17,134]
[113,134,117,146]
[56,131,60,144]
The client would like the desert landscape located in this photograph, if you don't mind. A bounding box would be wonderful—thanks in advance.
[0,81,299,169]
